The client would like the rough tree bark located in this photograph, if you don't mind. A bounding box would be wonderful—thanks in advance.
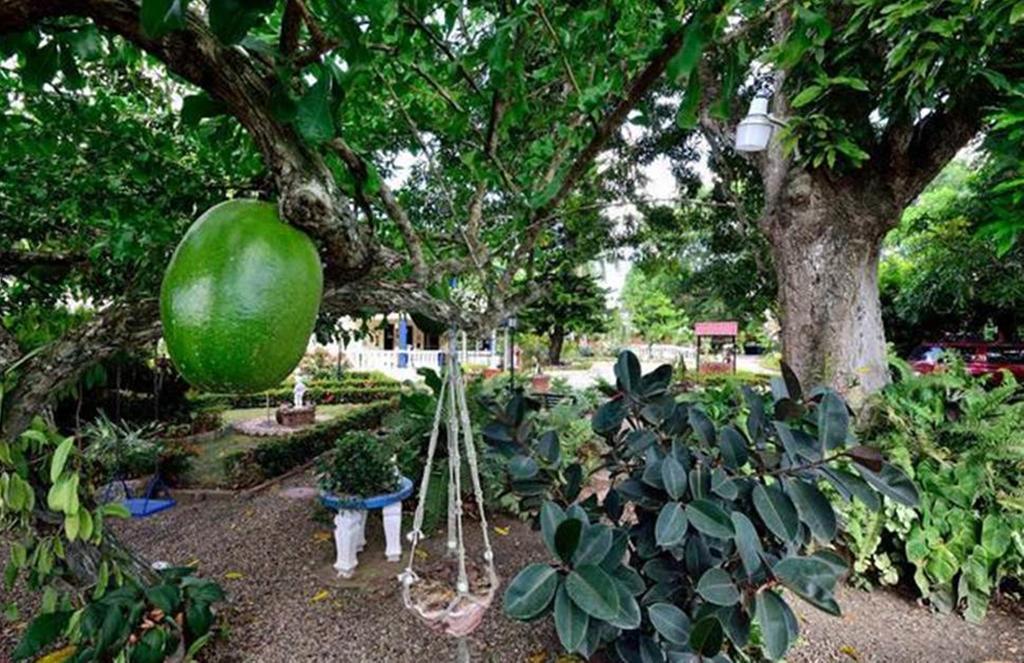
[760,168,898,402]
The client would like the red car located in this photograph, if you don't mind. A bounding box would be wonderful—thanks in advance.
[908,342,1024,381]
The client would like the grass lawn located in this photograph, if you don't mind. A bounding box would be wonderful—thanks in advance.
[184,404,357,488]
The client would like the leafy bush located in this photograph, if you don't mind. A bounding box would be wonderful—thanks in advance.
[2,422,223,662]
[81,413,160,479]
[189,380,401,410]
[492,352,916,661]
[81,413,196,485]
[15,566,224,662]
[316,431,399,498]
[221,399,396,487]
[842,359,1024,621]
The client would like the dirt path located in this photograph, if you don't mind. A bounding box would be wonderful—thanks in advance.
[4,472,1023,662]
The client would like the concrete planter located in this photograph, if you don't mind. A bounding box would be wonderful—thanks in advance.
[531,374,551,393]
[275,404,316,427]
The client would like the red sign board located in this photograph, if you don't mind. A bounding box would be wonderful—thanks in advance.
[694,321,739,337]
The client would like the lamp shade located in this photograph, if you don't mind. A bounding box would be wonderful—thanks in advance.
[734,97,775,152]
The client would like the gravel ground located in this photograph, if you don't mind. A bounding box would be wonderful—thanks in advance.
[4,473,1024,662]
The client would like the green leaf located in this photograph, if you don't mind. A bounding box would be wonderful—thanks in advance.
[790,85,823,108]
[661,455,687,500]
[181,93,227,125]
[140,0,190,38]
[537,431,561,465]
[648,602,691,645]
[49,437,73,484]
[606,579,641,630]
[755,589,793,659]
[667,18,706,84]
[982,515,1011,558]
[565,565,621,621]
[731,512,764,578]
[689,615,724,656]
[208,0,273,44]
[614,351,642,393]
[752,484,799,543]
[593,399,627,435]
[555,518,584,564]
[685,499,734,539]
[689,408,715,445]
[719,426,749,469]
[12,610,72,660]
[772,556,841,615]
[676,70,702,129]
[817,391,849,451]
[710,468,738,500]
[294,73,335,144]
[146,584,181,614]
[846,445,883,473]
[787,479,837,541]
[655,502,688,548]
[540,501,566,555]
[697,568,740,606]
[1011,2,1024,24]
[574,525,613,566]
[821,466,880,511]
[554,583,588,653]
[504,564,559,620]
[855,462,919,507]
[99,502,132,519]
[509,455,539,480]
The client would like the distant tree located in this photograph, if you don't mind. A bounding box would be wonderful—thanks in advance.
[621,265,691,344]
[881,159,1024,349]
[519,268,608,365]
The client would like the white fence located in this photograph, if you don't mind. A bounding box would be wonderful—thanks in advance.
[348,348,498,371]
[629,344,697,367]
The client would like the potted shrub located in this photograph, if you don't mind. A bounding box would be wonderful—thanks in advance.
[317,431,400,500]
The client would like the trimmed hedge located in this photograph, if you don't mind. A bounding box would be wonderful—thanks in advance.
[190,380,401,410]
[222,399,398,488]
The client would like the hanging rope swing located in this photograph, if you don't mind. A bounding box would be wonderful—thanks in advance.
[398,328,499,658]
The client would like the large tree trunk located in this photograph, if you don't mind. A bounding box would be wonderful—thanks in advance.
[547,326,566,366]
[762,170,897,404]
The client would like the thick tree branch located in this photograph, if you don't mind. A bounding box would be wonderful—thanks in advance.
[0,248,86,273]
[0,299,161,439]
[0,0,371,275]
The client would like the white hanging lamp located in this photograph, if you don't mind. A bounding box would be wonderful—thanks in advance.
[735,96,783,152]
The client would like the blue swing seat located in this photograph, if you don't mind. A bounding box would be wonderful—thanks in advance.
[123,496,177,518]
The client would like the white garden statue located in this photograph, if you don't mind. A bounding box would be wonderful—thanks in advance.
[293,373,307,408]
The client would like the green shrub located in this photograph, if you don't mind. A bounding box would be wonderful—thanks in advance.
[842,359,1024,621]
[221,399,397,487]
[189,381,401,410]
[317,431,399,498]
[81,413,196,485]
[490,352,916,661]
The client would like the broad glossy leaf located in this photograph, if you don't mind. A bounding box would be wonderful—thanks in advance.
[565,565,621,621]
[555,519,583,564]
[772,556,841,615]
[773,421,820,461]
[731,512,764,578]
[49,437,73,484]
[593,399,627,435]
[697,568,740,606]
[719,426,749,469]
[656,502,688,548]
[752,484,799,543]
[554,584,588,653]
[662,455,687,500]
[820,467,881,511]
[817,391,849,451]
[540,501,566,554]
[640,364,674,396]
[564,463,584,503]
[710,468,738,500]
[295,73,335,144]
[787,479,837,541]
[12,610,71,660]
[846,445,884,473]
[648,602,691,645]
[537,431,561,465]
[574,524,613,566]
[615,351,642,393]
[689,615,724,656]
[140,0,189,38]
[855,462,919,507]
[611,565,646,595]
[685,499,734,539]
[606,578,641,630]
[504,564,559,620]
[509,455,539,480]
[689,407,715,445]
[755,589,793,659]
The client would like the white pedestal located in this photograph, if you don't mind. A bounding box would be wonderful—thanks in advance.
[331,502,404,577]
